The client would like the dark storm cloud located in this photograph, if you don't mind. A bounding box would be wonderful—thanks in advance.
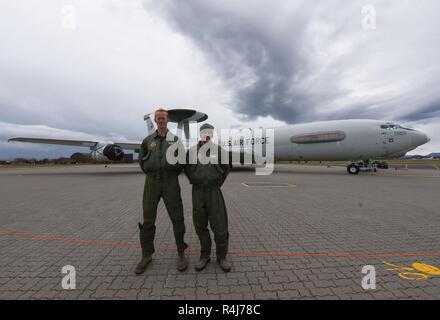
[408,102,440,121]
[143,0,315,122]
[143,0,440,124]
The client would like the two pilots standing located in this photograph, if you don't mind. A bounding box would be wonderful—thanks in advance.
[135,108,231,274]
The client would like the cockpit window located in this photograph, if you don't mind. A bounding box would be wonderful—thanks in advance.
[380,124,415,131]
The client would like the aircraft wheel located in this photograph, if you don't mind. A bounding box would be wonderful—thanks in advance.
[347,164,360,175]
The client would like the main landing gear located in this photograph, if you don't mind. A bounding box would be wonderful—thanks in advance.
[346,160,388,175]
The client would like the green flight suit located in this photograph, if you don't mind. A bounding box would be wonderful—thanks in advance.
[138,130,188,257]
[184,141,230,259]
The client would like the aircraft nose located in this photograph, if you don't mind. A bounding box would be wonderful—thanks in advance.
[412,131,430,146]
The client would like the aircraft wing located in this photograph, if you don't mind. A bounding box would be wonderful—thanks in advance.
[8,137,98,148]
[112,142,141,150]
[8,137,141,151]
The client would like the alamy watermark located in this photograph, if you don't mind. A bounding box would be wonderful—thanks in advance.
[61,5,77,30]
[361,265,376,290]
[362,4,377,30]
[165,126,275,176]
[61,265,76,290]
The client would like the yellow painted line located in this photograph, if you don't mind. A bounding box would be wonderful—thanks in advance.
[383,261,440,281]
[432,164,440,170]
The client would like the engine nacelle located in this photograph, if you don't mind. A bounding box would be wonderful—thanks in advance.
[91,144,124,161]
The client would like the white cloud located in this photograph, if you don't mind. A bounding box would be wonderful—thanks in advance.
[0,0,234,139]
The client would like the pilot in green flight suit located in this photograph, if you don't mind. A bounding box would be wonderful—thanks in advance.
[184,123,232,272]
[135,108,189,274]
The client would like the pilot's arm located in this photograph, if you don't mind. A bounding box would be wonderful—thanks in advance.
[138,140,148,174]
[183,148,191,179]
[219,145,230,185]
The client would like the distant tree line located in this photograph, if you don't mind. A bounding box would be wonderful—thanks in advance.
[0,153,134,165]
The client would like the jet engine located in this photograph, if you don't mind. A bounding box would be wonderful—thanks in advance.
[91,144,124,161]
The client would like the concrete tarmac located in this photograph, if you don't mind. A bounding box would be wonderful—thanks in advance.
[1,164,439,299]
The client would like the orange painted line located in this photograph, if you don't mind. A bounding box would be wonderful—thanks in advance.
[0,230,141,249]
[1,229,440,258]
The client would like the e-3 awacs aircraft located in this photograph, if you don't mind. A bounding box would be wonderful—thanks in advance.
[8,109,430,175]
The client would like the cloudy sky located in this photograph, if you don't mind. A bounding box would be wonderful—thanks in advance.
[0,0,439,159]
